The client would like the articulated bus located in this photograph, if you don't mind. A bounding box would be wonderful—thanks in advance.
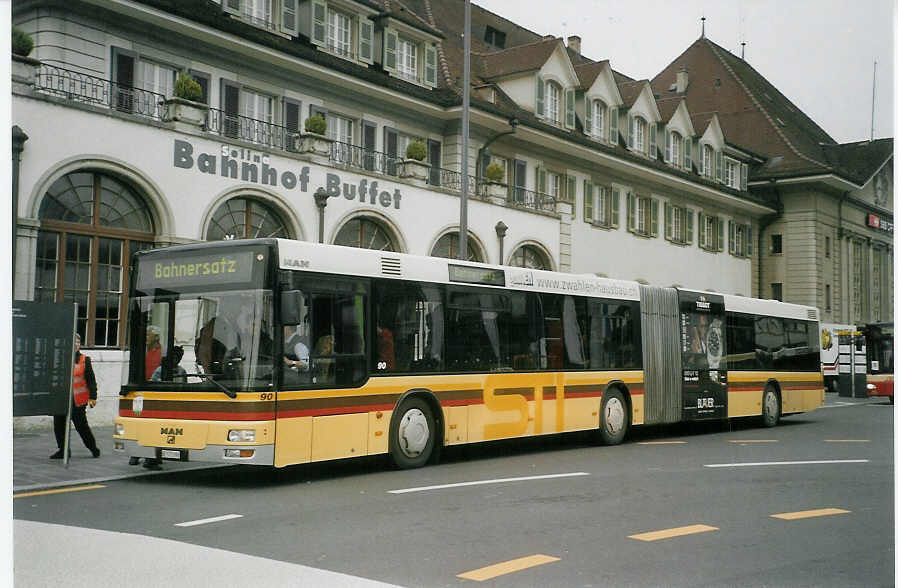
[114,238,823,468]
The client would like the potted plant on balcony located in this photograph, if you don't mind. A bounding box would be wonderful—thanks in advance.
[484,162,508,202]
[163,71,208,127]
[298,115,332,156]
[11,26,39,87]
[399,140,430,185]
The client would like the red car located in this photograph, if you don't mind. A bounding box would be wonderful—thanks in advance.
[867,374,894,404]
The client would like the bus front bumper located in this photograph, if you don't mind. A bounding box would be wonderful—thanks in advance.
[113,438,275,465]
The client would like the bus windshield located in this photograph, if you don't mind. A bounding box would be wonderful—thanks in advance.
[130,289,274,392]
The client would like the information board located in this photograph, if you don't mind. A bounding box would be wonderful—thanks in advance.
[12,301,75,417]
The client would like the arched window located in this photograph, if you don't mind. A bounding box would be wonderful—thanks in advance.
[334,217,397,251]
[509,244,550,270]
[592,100,607,139]
[35,171,156,347]
[206,197,290,241]
[430,232,483,262]
[670,131,682,167]
[546,81,562,124]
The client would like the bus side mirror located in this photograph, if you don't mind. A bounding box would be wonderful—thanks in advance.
[281,290,304,325]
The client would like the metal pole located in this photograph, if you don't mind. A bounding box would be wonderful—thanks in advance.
[458,0,471,260]
[870,60,877,142]
[63,304,77,468]
[314,188,328,243]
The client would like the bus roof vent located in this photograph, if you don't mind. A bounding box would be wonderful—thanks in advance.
[807,309,818,320]
[381,257,401,276]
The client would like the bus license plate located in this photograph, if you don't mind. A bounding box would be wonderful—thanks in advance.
[161,449,184,460]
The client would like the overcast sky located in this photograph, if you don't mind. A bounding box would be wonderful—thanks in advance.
[474,0,893,145]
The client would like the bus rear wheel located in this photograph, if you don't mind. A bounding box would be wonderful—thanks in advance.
[599,388,628,445]
[761,385,781,427]
[389,397,436,469]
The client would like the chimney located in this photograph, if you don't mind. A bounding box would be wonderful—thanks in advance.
[567,35,581,55]
[676,67,689,94]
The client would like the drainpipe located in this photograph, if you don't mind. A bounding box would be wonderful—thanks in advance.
[12,126,28,288]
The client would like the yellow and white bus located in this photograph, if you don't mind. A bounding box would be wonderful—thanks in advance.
[114,238,823,468]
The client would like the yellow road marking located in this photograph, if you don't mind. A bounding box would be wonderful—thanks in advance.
[628,524,718,542]
[728,439,779,443]
[14,484,106,499]
[824,439,870,443]
[457,554,559,582]
[638,441,687,445]
[771,508,850,520]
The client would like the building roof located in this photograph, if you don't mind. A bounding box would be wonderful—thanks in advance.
[573,60,609,90]
[475,37,561,80]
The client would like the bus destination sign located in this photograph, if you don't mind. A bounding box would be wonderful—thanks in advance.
[448,265,505,287]
[136,250,258,290]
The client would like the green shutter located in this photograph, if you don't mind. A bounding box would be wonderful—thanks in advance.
[627,114,634,148]
[716,150,723,183]
[665,129,671,162]
[585,99,593,135]
[281,0,298,35]
[584,180,594,221]
[424,44,437,86]
[359,20,374,64]
[686,208,694,244]
[650,199,659,237]
[650,124,657,158]
[664,202,672,241]
[536,77,545,117]
[537,167,546,193]
[610,108,618,144]
[311,0,326,46]
[741,162,748,190]
[627,192,635,232]
[746,225,753,255]
[716,218,724,251]
[728,220,735,253]
[384,28,398,72]
[684,137,692,171]
[564,89,575,129]
[611,188,620,228]
[698,212,705,248]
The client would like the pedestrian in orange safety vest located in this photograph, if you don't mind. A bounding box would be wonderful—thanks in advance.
[51,333,100,459]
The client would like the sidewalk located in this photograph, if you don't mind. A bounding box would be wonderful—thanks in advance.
[13,425,224,493]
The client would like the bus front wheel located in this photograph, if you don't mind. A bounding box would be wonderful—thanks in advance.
[389,397,436,469]
[761,386,781,427]
[599,388,628,445]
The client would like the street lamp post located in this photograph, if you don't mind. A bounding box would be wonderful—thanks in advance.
[314,187,329,243]
[495,221,507,265]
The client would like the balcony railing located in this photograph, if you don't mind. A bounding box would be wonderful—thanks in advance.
[28,67,557,214]
[35,64,166,120]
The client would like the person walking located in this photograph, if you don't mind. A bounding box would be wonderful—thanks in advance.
[51,333,100,459]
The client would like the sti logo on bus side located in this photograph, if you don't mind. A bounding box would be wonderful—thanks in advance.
[283,258,310,269]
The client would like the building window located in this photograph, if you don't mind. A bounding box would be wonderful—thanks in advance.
[825,284,832,311]
[431,232,483,262]
[546,171,561,200]
[546,81,561,125]
[771,282,783,301]
[242,0,273,29]
[326,8,352,58]
[484,25,506,49]
[238,88,274,145]
[334,217,397,251]
[771,234,783,254]
[698,213,723,252]
[206,197,291,241]
[670,131,682,168]
[327,113,354,144]
[852,241,866,319]
[633,116,647,154]
[626,193,658,237]
[825,235,831,258]
[872,248,882,321]
[728,221,753,257]
[664,203,693,245]
[592,100,606,140]
[396,37,418,82]
[584,184,620,229]
[725,157,740,189]
[509,245,550,270]
[701,144,713,177]
[35,171,155,347]
[141,61,176,99]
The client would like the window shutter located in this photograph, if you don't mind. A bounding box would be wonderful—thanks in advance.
[746,225,753,255]
[626,192,635,232]
[611,188,620,228]
[311,0,327,46]
[664,129,672,163]
[716,218,724,251]
[684,137,692,171]
[384,128,398,157]
[359,19,374,64]
[627,114,634,148]
[585,100,593,136]
[284,98,301,133]
[564,88,575,129]
[566,174,577,213]
[686,208,694,244]
[383,28,398,72]
[740,162,748,191]
[716,150,723,183]
[537,167,547,194]
[650,199,659,237]
[583,181,594,220]
[698,212,705,248]
[664,202,672,241]
[536,77,545,117]
[609,108,618,144]
[728,220,735,253]
[223,0,241,15]
[649,124,657,158]
[281,0,298,35]
[424,44,438,87]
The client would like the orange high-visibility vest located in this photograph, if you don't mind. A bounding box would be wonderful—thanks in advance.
[72,355,90,407]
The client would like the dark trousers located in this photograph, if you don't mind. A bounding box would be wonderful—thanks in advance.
[54,401,98,452]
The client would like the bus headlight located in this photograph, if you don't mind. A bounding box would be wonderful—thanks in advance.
[228,429,255,442]
[224,449,255,458]
[867,384,876,391]
[115,423,125,436]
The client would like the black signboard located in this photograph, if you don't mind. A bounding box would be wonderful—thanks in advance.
[13,301,75,417]
[679,291,727,420]
[449,265,505,287]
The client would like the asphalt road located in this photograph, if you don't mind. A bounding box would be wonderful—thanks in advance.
[15,398,894,587]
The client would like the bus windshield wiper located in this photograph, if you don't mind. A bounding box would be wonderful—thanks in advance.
[185,373,237,399]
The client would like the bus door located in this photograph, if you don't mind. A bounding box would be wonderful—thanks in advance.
[679,291,727,420]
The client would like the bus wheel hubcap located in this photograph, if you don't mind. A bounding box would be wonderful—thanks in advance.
[399,408,429,458]
[765,392,777,416]
[605,398,624,434]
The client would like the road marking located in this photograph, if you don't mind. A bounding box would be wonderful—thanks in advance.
[727,439,779,443]
[771,508,851,520]
[388,472,589,494]
[705,459,869,468]
[14,484,106,499]
[175,514,244,527]
[824,439,870,443]
[638,441,687,445]
[457,554,559,581]
[628,524,718,542]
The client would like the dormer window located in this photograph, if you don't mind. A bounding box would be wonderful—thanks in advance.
[307,1,375,64]
[383,27,438,87]
[589,100,607,141]
[327,8,352,57]
[223,0,299,36]
[546,81,561,124]
[701,144,714,177]
[484,25,506,49]
[670,131,682,167]
[632,116,646,154]
[396,37,418,81]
